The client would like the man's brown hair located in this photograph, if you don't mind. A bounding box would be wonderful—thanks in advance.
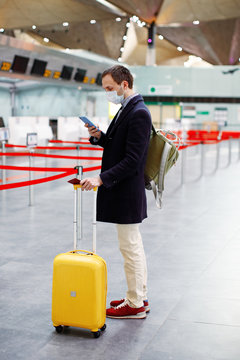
[102,65,133,89]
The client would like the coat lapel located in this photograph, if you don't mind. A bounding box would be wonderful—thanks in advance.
[106,106,122,136]
[107,95,143,138]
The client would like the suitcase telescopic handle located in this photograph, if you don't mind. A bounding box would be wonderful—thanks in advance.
[68,174,97,253]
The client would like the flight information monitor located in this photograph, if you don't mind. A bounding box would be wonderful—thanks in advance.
[31,59,47,76]
[74,68,87,82]
[60,65,73,80]
[11,55,29,74]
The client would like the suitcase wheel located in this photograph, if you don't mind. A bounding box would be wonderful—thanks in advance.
[55,325,63,333]
[92,330,101,338]
[100,324,107,332]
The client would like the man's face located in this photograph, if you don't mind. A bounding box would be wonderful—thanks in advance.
[102,74,124,96]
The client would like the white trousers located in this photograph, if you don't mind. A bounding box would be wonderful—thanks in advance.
[116,224,148,308]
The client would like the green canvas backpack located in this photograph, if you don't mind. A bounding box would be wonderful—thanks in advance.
[144,126,180,208]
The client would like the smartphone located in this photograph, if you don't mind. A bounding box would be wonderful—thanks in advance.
[79,116,98,129]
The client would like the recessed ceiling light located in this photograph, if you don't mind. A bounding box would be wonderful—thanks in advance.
[158,35,164,40]
[90,20,96,24]
[0,28,4,32]
[63,22,69,27]
[116,17,121,22]
[193,20,200,25]
[43,37,49,43]
[131,15,139,22]
[177,46,182,51]
[137,20,145,27]
[32,25,36,30]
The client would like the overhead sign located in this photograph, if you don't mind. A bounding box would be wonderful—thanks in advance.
[182,105,196,118]
[214,107,228,126]
[197,111,209,115]
[148,85,173,95]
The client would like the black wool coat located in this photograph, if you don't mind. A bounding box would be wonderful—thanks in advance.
[90,94,152,224]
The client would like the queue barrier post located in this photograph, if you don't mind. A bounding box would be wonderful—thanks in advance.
[77,145,80,166]
[26,132,38,206]
[200,141,205,178]
[238,137,240,161]
[215,131,223,173]
[180,145,186,186]
[214,140,220,173]
[45,139,49,173]
[226,137,232,168]
[2,140,6,185]
[29,149,34,206]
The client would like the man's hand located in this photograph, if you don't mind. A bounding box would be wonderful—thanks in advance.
[85,123,101,139]
[80,176,103,191]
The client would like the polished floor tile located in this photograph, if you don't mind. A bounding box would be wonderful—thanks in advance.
[1,150,240,360]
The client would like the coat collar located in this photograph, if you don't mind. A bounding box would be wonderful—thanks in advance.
[107,94,144,138]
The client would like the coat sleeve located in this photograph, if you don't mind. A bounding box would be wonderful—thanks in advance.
[100,109,151,188]
[89,132,107,148]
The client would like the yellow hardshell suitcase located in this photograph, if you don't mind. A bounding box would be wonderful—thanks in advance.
[52,169,107,338]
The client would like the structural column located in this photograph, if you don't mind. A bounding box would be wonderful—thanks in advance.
[10,85,16,116]
[146,22,156,66]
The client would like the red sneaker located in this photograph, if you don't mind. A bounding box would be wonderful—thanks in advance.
[110,298,150,313]
[110,298,125,307]
[106,300,146,319]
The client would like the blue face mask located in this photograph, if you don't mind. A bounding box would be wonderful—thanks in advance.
[106,90,124,104]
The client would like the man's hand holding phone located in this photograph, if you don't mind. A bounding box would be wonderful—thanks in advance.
[84,123,101,139]
[80,116,101,139]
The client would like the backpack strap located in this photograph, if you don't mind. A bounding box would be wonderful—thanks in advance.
[152,124,157,134]
[151,141,172,209]
[150,180,161,208]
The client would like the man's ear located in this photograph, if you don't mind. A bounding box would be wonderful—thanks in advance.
[122,80,129,90]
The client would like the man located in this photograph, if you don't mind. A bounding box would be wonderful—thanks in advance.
[80,65,152,319]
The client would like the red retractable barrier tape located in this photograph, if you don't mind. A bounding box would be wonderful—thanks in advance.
[0,165,102,190]
[5,144,103,151]
[0,152,102,160]
[49,140,90,145]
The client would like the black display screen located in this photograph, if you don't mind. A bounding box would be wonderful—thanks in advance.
[96,72,102,86]
[60,65,73,80]
[31,59,47,76]
[11,55,29,74]
[74,68,87,82]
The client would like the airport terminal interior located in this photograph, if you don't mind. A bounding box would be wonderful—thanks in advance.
[1,1,240,359]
